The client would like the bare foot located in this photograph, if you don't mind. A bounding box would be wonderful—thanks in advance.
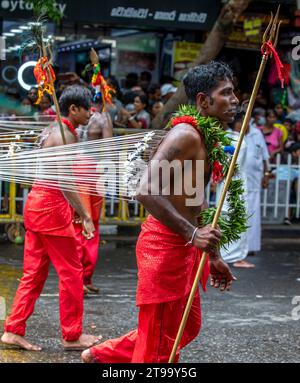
[81,348,97,363]
[63,334,102,350]
[1,332,42,351]
[233,260,256,269]
[83,285,90,296]
[85,284,99,294]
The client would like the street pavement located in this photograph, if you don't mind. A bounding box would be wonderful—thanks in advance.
[0,229,300,363]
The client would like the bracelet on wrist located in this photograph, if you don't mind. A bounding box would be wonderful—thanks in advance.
[185,227,198,247]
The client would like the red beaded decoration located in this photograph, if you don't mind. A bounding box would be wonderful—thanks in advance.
[59,118,78,138]
[171,115,198,129]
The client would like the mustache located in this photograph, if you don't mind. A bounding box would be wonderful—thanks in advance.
[224,104,247,115]
[223,108,238,114]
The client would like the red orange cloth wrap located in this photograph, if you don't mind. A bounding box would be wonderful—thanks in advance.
[24,182,75,237]
[136,215,210,306]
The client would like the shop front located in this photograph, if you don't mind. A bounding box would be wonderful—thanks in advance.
[0,0,221,93]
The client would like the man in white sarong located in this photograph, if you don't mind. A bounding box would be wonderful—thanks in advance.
[245,122,270,255]
[218,114,270,268]
[216,124,250,267]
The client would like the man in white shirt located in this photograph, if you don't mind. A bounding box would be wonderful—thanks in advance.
[245,123,270,256]
[219,114,270,268]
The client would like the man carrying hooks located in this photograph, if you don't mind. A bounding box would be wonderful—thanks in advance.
[82,62,236,363]
[1,85,102,351]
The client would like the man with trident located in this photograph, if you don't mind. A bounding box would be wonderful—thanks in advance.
[82,6,284,363]
[82,61,238,363]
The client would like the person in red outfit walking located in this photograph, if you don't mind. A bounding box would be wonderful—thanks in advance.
[74,107,113,294]
[1,85,101,351]
[82,62,236,363]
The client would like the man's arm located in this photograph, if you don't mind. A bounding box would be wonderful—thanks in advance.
[200,199,236,291]
[137,125,198,239]
[136,124,221,252]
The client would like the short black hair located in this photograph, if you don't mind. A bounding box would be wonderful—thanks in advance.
[59,85,92,116]
[183,61,234,104]
[136,94,148,106]
[123,91,138,105]
[289,142,300,153]
[42,93,52,102]
[148,84,161,94]
[266,109,276,118]
[140,71,152,82]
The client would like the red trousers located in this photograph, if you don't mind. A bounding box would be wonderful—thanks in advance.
[89,289,201,363]
[74,220,100,286]
[4,230,83,342]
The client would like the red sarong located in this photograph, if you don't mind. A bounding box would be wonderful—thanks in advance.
[89,215,210,363]
[24,181,75,237]
[136,215,210,305]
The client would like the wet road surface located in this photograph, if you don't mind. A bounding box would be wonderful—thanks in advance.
[0,235,300,363]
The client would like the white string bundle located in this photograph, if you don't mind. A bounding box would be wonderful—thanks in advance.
[0,130,166,200]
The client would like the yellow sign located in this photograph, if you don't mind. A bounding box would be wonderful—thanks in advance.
[243,17,262,37]
[173,41,202,81]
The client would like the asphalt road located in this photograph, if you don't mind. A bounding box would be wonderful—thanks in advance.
[0,234,300,363]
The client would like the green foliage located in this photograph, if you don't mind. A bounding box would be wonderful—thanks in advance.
[25,0,63,24]
[169,105,248,247]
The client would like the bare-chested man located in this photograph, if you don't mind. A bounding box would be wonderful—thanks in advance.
[82,61,238,363]
[1,85,101,351]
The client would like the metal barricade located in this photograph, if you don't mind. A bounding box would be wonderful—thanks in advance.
[261,153,300,223]
[0,181,27,243]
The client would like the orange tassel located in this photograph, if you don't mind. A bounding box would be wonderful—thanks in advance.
[33,57,56,104]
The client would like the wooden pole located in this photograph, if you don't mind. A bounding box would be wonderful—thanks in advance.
[41,42,66,145]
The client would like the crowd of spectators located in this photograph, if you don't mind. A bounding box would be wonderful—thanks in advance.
[250,103,300,163]
[3,67,300,158]
[1,64,300,226]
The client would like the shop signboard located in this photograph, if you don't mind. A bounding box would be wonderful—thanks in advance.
[0,0,220,31]
[225,15,265,51]
[226,14,290,51]
[172,41,202,81]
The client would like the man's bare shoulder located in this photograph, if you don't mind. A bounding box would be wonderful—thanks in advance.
[43,124,76,148]
[153,123,202,161]
[166,123,201,141]
[90,112,111,127]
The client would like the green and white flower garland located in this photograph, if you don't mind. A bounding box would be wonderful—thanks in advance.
[168,105,248,247]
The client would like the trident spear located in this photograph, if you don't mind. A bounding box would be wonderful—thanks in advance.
[30,20,66,145]
[169,6,283,363]
[41,40,66,145]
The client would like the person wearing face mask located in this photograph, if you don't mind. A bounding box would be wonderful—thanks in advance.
[251,108,266,130]
[20,97,33,116]
[234,113,270,260]
[27,87,38,105]
[215,113,251,268]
